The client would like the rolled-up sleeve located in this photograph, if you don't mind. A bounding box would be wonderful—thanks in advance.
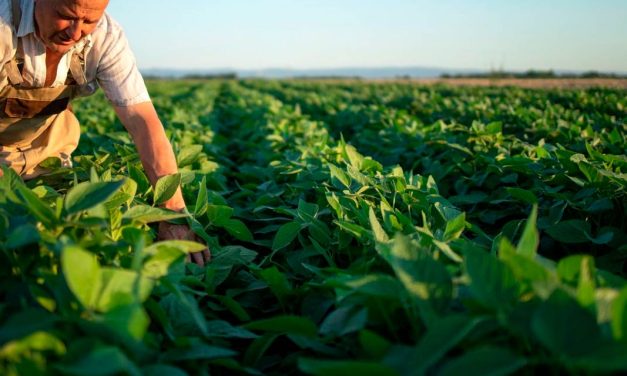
[95,14,150,107]
[0,29,12,89]
[0,1,14,72]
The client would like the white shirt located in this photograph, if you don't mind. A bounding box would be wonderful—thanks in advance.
[0,0,150,107]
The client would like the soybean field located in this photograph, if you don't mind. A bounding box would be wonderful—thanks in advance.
[1,80,626,375]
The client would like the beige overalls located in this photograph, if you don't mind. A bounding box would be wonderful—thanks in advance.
[0,0,88,179]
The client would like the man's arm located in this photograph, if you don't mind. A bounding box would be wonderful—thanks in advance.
[113,101,184,210]
[114,101,211,266]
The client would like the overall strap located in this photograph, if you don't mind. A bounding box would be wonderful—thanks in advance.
[5,0,24,86]
[69,50,88,86]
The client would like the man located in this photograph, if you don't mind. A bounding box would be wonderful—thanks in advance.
[0,0,211,265]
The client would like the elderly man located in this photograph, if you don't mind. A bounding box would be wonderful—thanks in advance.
[0,0,211,265]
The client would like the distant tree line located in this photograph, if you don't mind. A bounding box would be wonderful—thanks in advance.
[440,70,626,79]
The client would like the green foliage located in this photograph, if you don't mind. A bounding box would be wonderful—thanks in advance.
[153,173,182,205]
[0,80,625,374]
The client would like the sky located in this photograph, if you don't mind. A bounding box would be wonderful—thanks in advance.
[107,0,627,73]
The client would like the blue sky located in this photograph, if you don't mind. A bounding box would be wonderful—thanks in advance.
[107,0,627,73]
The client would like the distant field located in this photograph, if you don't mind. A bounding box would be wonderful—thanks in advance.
[305,77,627,89]
[1,80,626,375]
[415,77,627,89]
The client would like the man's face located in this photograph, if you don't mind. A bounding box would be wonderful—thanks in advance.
[34,0,109,54]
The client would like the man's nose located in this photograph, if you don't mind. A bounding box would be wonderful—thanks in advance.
[67,20,84,41]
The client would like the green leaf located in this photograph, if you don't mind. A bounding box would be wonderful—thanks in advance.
[585,198,614,213]
[259,266,292,306]
[105,178,137,209]
[505,187,538,204]
[299,358,398,376]
[408,315,484,375]
[346,165,369,186]
[0,309,57,344]
[216,296,251,322]
[213,246,257,266]
[161,343,237,362]
[612,287,627,343]
[438,346,527,376]
[485,121,503,134]
[546,220,591,244]
[573,343,627,373]
[194,176,209,216]
[362,157,383,172]
[369,207,389,242]
[96,268,154,312]
[177,144,203,167]
[309,220,332,247]
[16,185,57,226]
[128,163,151,194]
[160,291,208,337]
[272,221,302,251]
[243,333,280,366]
[62,246,102,310]
[244,315,317,337]
[335,220,369,240]
[320,306,368,336]
[326,274,402,299]
[344,144,365,170]
[122,205,188,224]
[205,320,258,339]
[38,156,62,170]
[498,238,555,298]
[153,173,182,205]
[207,204,234,225]
[298,200,319,222]
[142,365,188,376]
[6,224,40,249]
[222,218,253,242]
[57,346,141,376]
[516,205,539,258]
[101,304,150,340]
[449,191,488,205]
[386,235,452,321]
[557,253,597,309]
[585,229,614,245]
[388,232,418,260]
[532,289,602,357]
[464,248,519,310]
[0,331,66,359]
[65,180,125,215]
[359,330,391,359]
[575,256,597,308]
[144,240,206,255]
[142,246,186,280]
[329,164,350,188]
[443,212,466,242]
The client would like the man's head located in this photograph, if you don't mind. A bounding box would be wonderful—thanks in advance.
[34,0,110,54]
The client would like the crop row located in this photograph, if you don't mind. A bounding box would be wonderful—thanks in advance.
[0,80,625,375]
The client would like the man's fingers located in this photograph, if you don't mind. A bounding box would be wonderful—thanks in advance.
[157,223,209,267]
[192,251,205,267]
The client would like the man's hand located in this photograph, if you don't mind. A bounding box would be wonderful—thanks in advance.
[158,222,211,266]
